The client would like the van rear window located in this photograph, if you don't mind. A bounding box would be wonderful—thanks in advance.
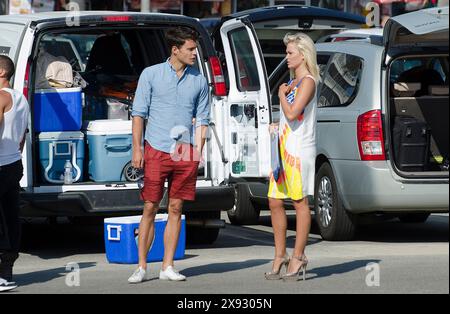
[0,23,25,61]
[228,27,261,93]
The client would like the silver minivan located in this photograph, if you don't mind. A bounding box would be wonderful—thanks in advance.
[269,7,449,240]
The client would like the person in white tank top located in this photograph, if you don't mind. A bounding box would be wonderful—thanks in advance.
[0,88,29,167]
[0,55,29,290]
[0,57,29,167]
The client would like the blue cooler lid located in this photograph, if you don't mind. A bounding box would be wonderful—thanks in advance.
[104,214,185,225]
[35,87,82,94]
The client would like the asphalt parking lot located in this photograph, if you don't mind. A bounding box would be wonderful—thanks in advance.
[9,212,449,294]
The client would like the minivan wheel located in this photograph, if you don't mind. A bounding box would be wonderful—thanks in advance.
[227,184,260,225]
[399,213,431,224]
[315,163,356,241]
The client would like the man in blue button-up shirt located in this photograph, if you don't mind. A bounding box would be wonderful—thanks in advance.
[129,27,210,283]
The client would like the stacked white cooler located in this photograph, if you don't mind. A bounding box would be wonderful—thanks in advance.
[86,120,133,182]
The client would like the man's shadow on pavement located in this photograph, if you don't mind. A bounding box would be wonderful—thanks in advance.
[13,262,97,288]
[181,259,270,277]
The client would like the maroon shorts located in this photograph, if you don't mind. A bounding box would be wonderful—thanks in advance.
[140,142,200,203]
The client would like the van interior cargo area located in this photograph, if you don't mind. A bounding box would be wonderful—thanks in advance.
[389,55,449,175]
[31,28,205,186]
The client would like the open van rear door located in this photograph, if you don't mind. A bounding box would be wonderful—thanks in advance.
[219,18,272,178]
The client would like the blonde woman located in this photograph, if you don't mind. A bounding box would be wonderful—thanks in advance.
[266,33,319,281]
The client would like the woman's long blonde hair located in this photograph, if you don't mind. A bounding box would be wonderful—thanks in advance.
[283,32,320,82]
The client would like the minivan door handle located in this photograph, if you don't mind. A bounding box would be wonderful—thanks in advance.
[317,120,341,123]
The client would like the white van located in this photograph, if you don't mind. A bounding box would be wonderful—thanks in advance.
[0,6,364,243]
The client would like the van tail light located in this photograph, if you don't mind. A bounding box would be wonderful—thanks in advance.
[23,59,31,100]
[209,56,227,97]
[357,110,386,161]
[103,16,132,22]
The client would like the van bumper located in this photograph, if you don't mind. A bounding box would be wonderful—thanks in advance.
[331,160,450,214]
[20,186,235,217]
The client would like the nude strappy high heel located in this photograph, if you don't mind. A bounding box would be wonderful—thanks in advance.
[282,255,308,281]
[265,254,290,280]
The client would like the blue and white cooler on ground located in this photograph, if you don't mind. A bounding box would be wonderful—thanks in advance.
[86,120,132,182]
[104,214,186,264]
[34,88,83,132]
[38,132,85,184]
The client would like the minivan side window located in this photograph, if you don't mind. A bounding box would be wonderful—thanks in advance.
[228,28,261,92]
[318,53,363,108]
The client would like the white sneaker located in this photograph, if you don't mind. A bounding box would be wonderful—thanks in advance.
[159,266,186,281]
[0,278,17,292]
[128,267,147,284]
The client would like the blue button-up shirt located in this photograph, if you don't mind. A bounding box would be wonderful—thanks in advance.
[131,59,210,153]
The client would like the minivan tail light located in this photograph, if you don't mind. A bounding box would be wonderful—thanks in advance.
[357,110,386,161]
[23,59,31,100]
[209,57,227,97]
